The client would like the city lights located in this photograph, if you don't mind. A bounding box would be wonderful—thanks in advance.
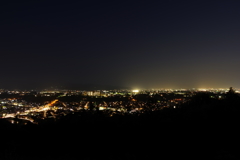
[132,90,139,93]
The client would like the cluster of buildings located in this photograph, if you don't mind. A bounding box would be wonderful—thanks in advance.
[0,87,237,125]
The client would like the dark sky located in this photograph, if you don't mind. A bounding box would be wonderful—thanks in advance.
[1,0,240,90]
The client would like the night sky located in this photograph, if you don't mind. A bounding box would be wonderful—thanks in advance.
[1,0,240,90]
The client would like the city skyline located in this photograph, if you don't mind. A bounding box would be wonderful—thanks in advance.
[1,0,240,90]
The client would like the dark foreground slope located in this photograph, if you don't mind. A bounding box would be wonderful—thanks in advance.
[1,95,240,160]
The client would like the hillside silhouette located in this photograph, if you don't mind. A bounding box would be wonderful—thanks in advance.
[0,88,240,160]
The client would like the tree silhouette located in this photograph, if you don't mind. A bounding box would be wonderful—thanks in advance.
[226,87,240,102]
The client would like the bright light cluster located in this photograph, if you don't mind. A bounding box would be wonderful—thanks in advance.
[132,90,139,93]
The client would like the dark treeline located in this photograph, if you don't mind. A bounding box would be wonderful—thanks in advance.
[1,89,240,160]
